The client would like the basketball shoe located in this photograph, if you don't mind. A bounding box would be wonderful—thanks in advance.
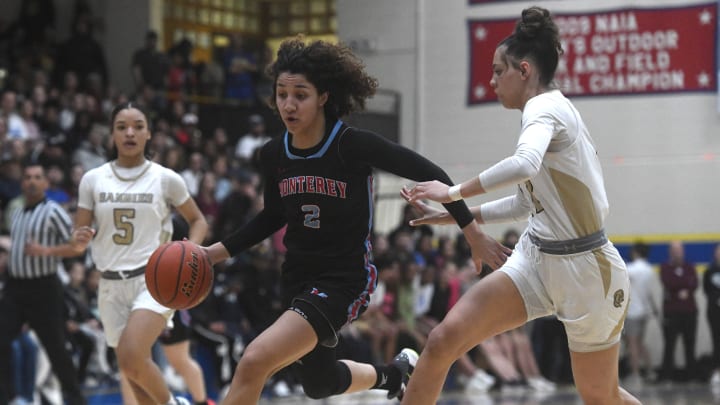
[387,348,419,400]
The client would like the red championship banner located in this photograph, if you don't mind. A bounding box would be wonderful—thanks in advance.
[467,3,717,105]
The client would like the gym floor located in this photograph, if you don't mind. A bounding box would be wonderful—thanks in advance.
[84,382,720,404]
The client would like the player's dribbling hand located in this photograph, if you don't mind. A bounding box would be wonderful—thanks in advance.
[400,186,454,225]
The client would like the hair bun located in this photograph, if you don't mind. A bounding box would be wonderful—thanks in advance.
[516,7,552,39]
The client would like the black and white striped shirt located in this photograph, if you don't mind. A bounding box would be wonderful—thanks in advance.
[9,198,73,279]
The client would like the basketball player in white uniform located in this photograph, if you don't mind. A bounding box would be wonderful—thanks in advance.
[400,7,640,405]
[71,103,208,405]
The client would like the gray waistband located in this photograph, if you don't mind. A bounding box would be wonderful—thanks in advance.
[528,230,608,255]
[101,266,146,280]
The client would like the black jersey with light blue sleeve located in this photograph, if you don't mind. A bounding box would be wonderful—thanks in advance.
[221,119,474,270]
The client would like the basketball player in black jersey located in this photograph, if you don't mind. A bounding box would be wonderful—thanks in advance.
[199,38,511,404]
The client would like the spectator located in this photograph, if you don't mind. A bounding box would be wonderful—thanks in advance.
[210,127,231,160]
[659,240,698,381]
[63,260,97,386]
[703,243,720,386]
[212,168,258,242]
[19,99,40,142]
[1,90,29,140]
[196,171,220,242]
[0,161,86,405]
[38,99,69,164]
[361,255,402,363]
[210,151,232,203]
[0,115,9,158]
[198,48,225,100]
[15,0,56,47]
[234,114,270,166]
[222,34,257,105]
[53,14,108,91]
[72,124,107,172]
[161,144,186,173]
[66,163,85,213]
[11,329,39,405]
[44,163,71,208]
[131,30,169,93]
[176,112,201,152]
[181,151,205,197]
[624,241,658,387]
[167,49,193,103]
[31,85,48,118]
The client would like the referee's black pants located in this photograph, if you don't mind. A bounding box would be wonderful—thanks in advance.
[0,275,86,405]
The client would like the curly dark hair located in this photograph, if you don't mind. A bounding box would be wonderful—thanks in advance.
[266,37,379,119]
[499,6,564,87]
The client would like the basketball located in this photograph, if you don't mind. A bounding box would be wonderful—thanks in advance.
[145,241,214,310]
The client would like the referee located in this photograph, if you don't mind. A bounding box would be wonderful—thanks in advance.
[0,161,86,405]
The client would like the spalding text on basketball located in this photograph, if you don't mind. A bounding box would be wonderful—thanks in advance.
[181,251,200,297]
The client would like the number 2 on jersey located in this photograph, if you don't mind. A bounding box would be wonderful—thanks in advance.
[302,205,320,229]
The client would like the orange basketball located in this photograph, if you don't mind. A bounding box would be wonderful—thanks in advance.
[145,241,213,310]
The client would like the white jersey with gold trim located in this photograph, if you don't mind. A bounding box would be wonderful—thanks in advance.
[77,161,190,271]
[520,90,609,241]
[479,90,609,241]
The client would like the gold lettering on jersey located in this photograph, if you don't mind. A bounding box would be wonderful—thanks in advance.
[99,192,154,203]
[181,251,200,297]
[278,177,348,199]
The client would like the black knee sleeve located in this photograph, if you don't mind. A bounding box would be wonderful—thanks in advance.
[298,360,352,399]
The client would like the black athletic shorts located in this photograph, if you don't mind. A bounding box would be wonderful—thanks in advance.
[159,310,192,345]
[282,261,377,348]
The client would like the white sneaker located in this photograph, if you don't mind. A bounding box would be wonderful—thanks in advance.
[465,370,495,394]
